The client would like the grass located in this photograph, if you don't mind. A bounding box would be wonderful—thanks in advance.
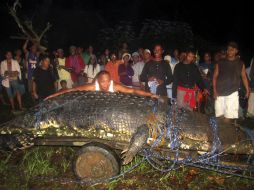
[0,146,254,190]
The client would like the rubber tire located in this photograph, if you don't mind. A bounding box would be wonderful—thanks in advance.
[73,142,120,180]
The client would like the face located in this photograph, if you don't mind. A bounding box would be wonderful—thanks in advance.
[98,74,111,91]
[110,54,117,61]
[204,53,211,63]
[91,57,96,64]
[31,45,37,53]
[15,49,22,56]
[185,52,195,64]
[61,82,67,89]
[180,52,186,62]
[42,58,50,68]
[174,49,179,58]
[70,47,76,55]
[227,46,238,58]
[57,50,64,58]
[132,55,139,63]
[144,52,151,60]
[88,46,93,54]
[138,48,144,56]
[77,47,83,54]
[6,52,12,60]
[123,55,130,64]
[123,43,128,49]
[153,45,163,59]
[213,52,222,62]
[105,49,110,55]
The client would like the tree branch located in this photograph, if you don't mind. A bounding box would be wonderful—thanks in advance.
[39,22,52,40]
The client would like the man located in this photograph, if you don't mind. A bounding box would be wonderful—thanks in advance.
[33,56,58,101]
[23,41,39,96]
[172,50,209,110]
[131,52,145,89]
[213,42,249,120]
[1,51,24,111]
[65,46,85,87]
[47,71,158,100]
[105,53,123,83]
[140,44,173,96]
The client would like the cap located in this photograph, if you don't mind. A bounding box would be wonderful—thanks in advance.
[122,53,131,60]
[132,52,140,57]
[144,49,151,54]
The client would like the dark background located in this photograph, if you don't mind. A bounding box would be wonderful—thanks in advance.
[0,0,253,62]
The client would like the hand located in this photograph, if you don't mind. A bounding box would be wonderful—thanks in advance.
[203,89,210,96]
[148,76,156,81]
[245,89,250,99]
[33,92,39,99]
[157,79,164,85]
[213,90,218,100]
[151,94,159,99]
[4,71,9,77]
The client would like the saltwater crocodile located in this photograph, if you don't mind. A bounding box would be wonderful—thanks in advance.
[0,91,253,166]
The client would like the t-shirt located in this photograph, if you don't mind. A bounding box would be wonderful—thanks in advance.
[216,58,243,96]
[140,60,172,96]
[33,67,57,99]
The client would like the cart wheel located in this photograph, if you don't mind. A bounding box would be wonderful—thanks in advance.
[73,142,120,180]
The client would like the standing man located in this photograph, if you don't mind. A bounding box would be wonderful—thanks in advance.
[23,41,39,98]
[213,42,249,120]
[140,44,173,96]
[33,56,58,101]
[1,51,24,111]
[172,50,208,110]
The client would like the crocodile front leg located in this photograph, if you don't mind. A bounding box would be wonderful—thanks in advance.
[122,124,149,165]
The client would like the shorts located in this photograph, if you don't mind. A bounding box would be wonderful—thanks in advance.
[247,92,254,116]
[5,80,23,98]
[215,91,239,119]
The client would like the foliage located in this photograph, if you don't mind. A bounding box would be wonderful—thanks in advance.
[98,19,195,52]
[21,147,58,180]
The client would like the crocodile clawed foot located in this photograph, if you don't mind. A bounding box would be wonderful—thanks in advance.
[121,150,135,165]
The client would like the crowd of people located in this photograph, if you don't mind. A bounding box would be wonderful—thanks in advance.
[0,40,254,122]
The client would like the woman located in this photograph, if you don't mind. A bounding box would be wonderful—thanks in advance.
[118,53,134,87]
[84,54,100,83]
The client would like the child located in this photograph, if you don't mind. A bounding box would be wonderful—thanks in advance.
[58,80,68,92]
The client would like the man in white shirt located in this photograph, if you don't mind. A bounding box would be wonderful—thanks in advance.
[1,51,24,111]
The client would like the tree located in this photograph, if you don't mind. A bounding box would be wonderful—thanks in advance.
[8,0,51,51]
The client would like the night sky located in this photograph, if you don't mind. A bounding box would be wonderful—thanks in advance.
[0,0,253,60]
